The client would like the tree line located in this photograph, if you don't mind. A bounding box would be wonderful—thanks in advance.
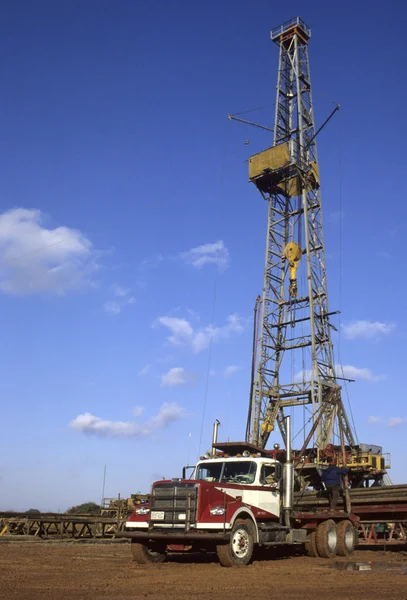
[23,502,101,515]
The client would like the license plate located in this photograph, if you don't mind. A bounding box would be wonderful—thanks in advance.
[150,511,165,520]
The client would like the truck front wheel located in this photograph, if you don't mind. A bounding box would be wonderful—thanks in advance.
[216,519,255,567]
[131,541,167,564]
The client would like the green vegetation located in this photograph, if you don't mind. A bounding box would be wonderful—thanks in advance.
[66,502,100,515]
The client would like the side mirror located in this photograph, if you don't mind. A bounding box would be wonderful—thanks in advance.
[182,465,195,479]
[275,463,283,481]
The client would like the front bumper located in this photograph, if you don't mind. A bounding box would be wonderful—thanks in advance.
[116,530,230,541]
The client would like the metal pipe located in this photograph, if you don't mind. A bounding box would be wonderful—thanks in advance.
[286,415,292,464]
[304,104,340,150]
[212,420,221,457]
[246,295,261,442]
[227,114,274,133]
[283,416,294,527]
[339,424,351,513]
[115,531,230,541]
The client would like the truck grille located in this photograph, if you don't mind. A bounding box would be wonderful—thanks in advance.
[150,482,198,527]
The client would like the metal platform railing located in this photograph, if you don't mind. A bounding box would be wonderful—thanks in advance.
[270,17,311,41]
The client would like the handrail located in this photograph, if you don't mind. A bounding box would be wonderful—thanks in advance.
[270,17,311,41]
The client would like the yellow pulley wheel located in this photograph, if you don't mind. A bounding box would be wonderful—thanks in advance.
[284,241,302,263]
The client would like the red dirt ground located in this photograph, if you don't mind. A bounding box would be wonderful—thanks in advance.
[1,541,407,599]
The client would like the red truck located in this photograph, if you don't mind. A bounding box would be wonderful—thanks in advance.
[117,417,357,566]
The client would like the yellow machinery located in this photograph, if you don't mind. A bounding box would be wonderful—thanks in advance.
[248,141,320,196]
[284,242,302,298]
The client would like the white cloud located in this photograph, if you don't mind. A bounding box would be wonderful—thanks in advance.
[342,320,395,340]
[368,416,407,427]
[132,406,144,417]
[295,364,385,383]
[294,369,313,382]
[224,365,239,377]
[157,317,194,346]
[70,402,185,438]
[140,253,164,269]
[180,240,229,271]
[161,367,187,387]
[155,313,245,354]
[70,413,148,437]
[103,300,122,315]
[336,364,386,382]
[137,364,151,377]
[111,284,129,297]
[388,417,407,428]
[150,403,186,427]
[0,208,95,295]
[103,286,135,315]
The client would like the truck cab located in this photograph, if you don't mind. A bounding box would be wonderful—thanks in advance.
[193,456,282,519]
[120,454,287,566]
[117,427,357,566]
[125,455,282,535]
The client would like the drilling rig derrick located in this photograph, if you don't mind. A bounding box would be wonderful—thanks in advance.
[245,17,355,456]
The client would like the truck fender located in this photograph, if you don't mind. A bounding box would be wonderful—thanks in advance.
[229,507,259,543]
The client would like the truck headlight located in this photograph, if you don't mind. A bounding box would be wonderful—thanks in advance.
[135,507,150,515]
[210,506,225,516]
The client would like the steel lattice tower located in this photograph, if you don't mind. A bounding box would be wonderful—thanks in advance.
[246,18,355,451]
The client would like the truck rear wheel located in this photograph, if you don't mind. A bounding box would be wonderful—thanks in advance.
[336,520,356,557]
[216,519,255,567]
[305,531,319,557]
[131,541,167,564]
[316,519,337,558]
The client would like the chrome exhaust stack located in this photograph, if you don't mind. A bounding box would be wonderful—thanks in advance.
[283,415,294,527]
[212,420,221,457]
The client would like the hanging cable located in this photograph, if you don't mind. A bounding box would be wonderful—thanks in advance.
[197,120,230,457]
[335,110,358,443]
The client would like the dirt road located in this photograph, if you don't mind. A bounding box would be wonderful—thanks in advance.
[1,541,406,599]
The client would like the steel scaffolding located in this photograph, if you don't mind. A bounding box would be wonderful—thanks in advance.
[247,17,354,451]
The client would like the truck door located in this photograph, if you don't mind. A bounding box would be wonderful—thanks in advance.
[255,463,280,517]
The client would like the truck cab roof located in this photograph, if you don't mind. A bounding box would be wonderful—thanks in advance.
[211,441,274,457]
[198,456,279,465]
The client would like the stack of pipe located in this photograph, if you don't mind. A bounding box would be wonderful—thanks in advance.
[294,484,407,510]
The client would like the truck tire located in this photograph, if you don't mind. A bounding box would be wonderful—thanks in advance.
[131,541,167,564]
[336,520,356,557]
[216,519,255,567]
[305,531,319,557]
[316,519,337,558]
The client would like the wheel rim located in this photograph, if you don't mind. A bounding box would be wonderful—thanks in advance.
[232,528,250,558]
[345,528,354,550]
[327,528,337,552]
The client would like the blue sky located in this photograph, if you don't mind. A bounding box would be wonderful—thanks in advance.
[1,1,406,511]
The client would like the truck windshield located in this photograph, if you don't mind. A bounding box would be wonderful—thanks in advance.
[195,461,257,484]
[196,462,223,482]
[221,461,257,484]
